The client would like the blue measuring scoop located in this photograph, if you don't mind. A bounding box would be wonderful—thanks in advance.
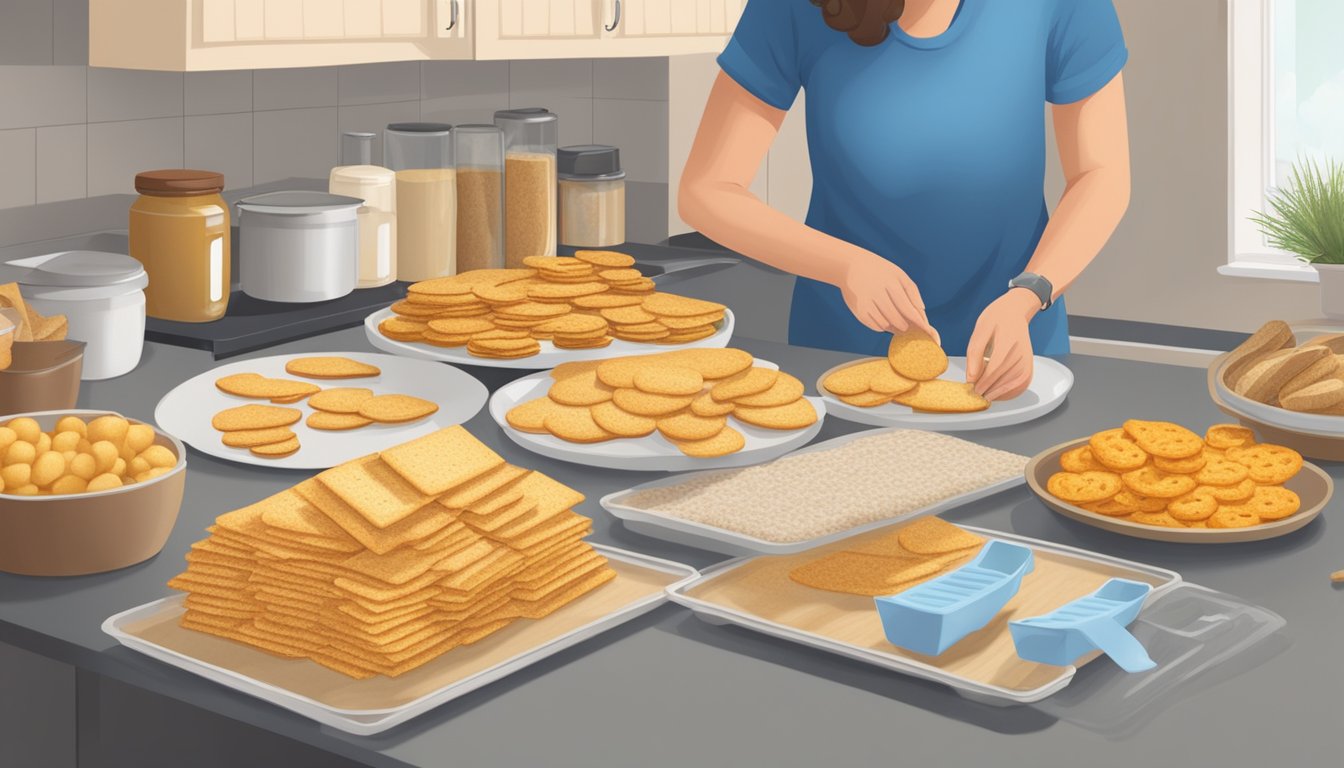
[1009,578,1156,673]
[874,540,1035,656]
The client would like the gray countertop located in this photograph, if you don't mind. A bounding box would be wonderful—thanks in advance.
[1,326,1341,767]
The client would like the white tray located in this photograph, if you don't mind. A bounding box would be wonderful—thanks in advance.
[817,356,1073,431]
[488,359,827,472]
[364,306,736,370]
[601,427,1025,556]
[667,527,1183,706]
[102,545,697,735]
[153,351,488,470]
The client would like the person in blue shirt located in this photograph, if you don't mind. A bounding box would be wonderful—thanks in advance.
[679,0,1131,401]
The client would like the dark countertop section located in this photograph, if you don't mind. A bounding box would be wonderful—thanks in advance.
[2,325,1341,767]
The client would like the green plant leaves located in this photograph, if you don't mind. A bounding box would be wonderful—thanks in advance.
[1251,157,1344,265]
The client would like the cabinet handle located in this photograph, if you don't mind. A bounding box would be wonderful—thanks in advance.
[445,0,459,31]
[605,0,622,32]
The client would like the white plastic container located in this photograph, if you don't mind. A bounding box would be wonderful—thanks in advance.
[0,251,147,380]
[236,191,362,303]
[330,132,398,288]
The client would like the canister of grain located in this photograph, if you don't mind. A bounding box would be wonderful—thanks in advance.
[454,125,505,273]
[557,145,626,248]
[494,108,558,266]
[385,122,455,281]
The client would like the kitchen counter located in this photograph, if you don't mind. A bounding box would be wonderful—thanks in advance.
[1,326,1341,767]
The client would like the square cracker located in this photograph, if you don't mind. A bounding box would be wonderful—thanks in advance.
[317,455,434,529]
[380,427,505,496]
[294,478,451,555]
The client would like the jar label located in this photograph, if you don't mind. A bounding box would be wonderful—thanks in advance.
[209,237,224,302]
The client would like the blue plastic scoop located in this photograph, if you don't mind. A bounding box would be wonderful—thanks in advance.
[874,540,1034,656]
[1009,578,1156,673]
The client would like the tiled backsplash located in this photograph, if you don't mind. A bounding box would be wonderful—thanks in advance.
[0,3,670,244]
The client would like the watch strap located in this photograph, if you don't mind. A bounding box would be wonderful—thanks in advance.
[1009,272,1053,310]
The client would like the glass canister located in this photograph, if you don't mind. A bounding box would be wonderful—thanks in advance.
[128,169,230,322]
[494,107,558,266]
[384,122,455,281]
[330,132,398,288]
[454,125,505,273]
[557,146,626,248]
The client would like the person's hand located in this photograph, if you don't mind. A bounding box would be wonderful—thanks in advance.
[966,289,1040,401]
[839,253,939,342]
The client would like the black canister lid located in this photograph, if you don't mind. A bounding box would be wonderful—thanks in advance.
[557,145,625,180]
[494,107,556,124]
[387,122,453,133]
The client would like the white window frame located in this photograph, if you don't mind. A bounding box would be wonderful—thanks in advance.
[1221,0,1318,282]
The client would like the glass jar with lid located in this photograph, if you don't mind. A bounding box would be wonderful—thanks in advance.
[385,122,455,281]
[330,131,397,288]
[454,125,505,273]
[128,169,230,322]
[557,146,626,248]
[494,108,558,266]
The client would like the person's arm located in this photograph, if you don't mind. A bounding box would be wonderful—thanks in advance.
[967,72,1131,400]
[679,72,936,339]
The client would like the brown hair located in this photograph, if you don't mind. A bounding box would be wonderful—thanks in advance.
[811,0,906,46]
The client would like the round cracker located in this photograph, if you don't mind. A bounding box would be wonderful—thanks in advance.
[671,425,746,458]
[634,365,704,396]
[543,404,618,444]
[307,387,375,414]
[1047,471,1123,503]
[656,411,728,441]
[574,250,637,268]
[250,436,301,458]
[220,426,295,448]
[731,398,818,431]
[284,356,381,379]
[887,329,947,381]
[590,401,657,438]
[357,395,439,423]
[306,412,374,431]
[212,405,302,431]
[548,371,615,407]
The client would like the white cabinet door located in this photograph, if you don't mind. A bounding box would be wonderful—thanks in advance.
[475,0,602,59]
[597,0,737,54]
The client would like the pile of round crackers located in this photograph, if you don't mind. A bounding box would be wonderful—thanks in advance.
[787,517,987,597]
[377,251,729,359]
[168,426,616,679]
[212,357,438,459]
[505,348,818,458]
[822,329,990,413]
[1046,420,1305,529]
[1220,320,1344,415]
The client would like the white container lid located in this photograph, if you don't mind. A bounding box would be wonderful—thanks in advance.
[330,165,395,211]
[2,251,149,295]
[237,191,364,214]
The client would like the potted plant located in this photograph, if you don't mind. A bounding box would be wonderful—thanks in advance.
[1253,157,1344,318]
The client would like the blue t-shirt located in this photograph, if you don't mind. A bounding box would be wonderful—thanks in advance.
[717,0,1127,356]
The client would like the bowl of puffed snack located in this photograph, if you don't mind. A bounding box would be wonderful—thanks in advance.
[0,410,187,576]
[1026,420,1331,543]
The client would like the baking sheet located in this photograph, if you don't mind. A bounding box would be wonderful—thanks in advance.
[668,524,1181,705]
[816,356,1073,431]
[153,351,489,470]
[488,360,826,473]
[601,427,1025,556]
[103,545,697,735]
[364,306,735,370]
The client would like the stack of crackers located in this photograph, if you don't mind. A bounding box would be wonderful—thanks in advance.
[211,357,438,459]
[822,329,990,413]
[505,348,818,458]
[788,518,986,596]
[1221,320,1344,415]
[1046,420,1305,529]
[168,426,615,679]
[0,282,69,345]
[376,251,729,360]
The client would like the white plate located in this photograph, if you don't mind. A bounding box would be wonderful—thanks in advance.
[817,356,1074,431]
[601,427,1026,556]
[102,546,697,735]
[364,306,736,369]
[154,352,488,470]
[488,359,826,472]
[1213,355,1344,436]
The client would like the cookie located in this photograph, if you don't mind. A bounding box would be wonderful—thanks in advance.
[1167,489,1218,522]
[357,395,439,423]
[1122,420,1203,459]
[506,398,559,433]
[732,373,805,407]
[869,366,917,396]
[599,305,658,326]
[1207,505,1261,529]
[212,405,302,432]
[670,425,746,458]
[379,318,427,341]
[1112,490,1169,513]
[731,399,818,430]
[1060,445,1107,473]
[611,388,696,417]
[307,412,374,431]
[543,405,618,444]
[690,391,737,417]
[1129,510,1188,528]
[284,356,381,379]
[656,412,728,441]
[891,380,989,413]
[250,437,301,458]
[426,317,495,336]
[1229,444,1303,484]
[887,329,947,382]
[658,312,724,330]
[656,326,719,344]
[1088,429,1149,472]
[1198,479,1256,503]
[307,388,375,414]
[822,359,890,397]
[1047,471,1123,503]
[710,367,779,402]
[1279,378,1344,412]
[657,348,756,380]
[1205,424,1256,450]
[573,250,637,268]
[220,426,296,448]
[1153,452,1206,474]
[633,366,705,396]
[589,401,657,438]
[641,293,726,318]
[1082,498,1143,516]
[571,293,645,309]
[1241,485,1301,521]
[553,335,614,350]
[1219,320,1295,389]
[527,282,609,301]
[548,371,615,407]
[215,373,321,401]
[838,391,893,407]
[1121,466,1197,499]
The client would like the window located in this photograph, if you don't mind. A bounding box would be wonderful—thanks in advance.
[1224,0,1344,281]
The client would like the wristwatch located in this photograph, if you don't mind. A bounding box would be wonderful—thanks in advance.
[1008,272,1053,311]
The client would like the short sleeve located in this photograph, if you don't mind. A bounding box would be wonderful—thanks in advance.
[1045,0,1128,104]
[717,0,803,111]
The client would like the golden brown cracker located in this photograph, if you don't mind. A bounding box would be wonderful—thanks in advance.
[633,365,704,396]
[731,398,818,430]
[671,426,746,458]
[220,426,296,448]
[656,412,727,442]
[307,387,375,413]
[285,356,381,379]
[891,380,989,413]
[887,329,947,381]
[358,395,439,423]
[590,401,658,438]
[1120,466,1197,499]
[212,404,302,431]
[1047,471,1123,503]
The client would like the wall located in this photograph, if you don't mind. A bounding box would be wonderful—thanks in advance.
[666,0,1322,335]
[0,1,671,244]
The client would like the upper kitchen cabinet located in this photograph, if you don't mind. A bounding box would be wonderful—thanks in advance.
[474,0,745,60]
[90,0,472,71]
[90,1,744,70]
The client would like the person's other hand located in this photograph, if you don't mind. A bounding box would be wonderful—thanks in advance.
[966,289,1040,401]
[839,253,939,342]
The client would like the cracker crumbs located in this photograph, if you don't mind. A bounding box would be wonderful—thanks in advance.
[621,430,1028,543]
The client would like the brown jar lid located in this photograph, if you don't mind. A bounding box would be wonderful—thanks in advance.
[134,169,224,196]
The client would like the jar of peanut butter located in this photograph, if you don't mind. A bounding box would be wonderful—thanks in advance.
[129,170,230,323]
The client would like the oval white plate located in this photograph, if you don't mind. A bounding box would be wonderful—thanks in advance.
[488,359,826,472]
[816,356,1073,431]
[154,352,488,470]
[1212,350,1344,436]
[364,306,735,370]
